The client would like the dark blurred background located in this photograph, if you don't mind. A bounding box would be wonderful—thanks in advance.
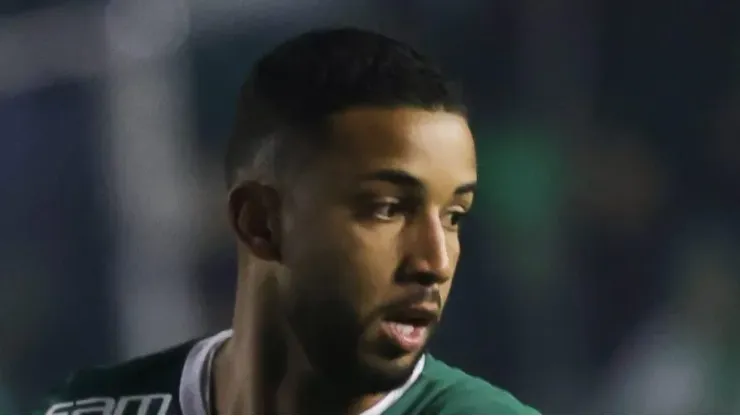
[2,0,740,413]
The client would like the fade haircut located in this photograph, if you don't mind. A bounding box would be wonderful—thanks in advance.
[224,27,466,187]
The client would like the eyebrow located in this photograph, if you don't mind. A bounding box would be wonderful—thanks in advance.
[356,169,476,195]
[454,182,477,195]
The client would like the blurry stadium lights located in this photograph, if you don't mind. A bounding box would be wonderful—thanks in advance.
[0,3,105,97]
[103,0,207,358]
[104,0,190,62]
[185,0,383,40]
[0,0,382,95]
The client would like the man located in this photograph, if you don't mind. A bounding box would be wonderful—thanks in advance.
[40,28,537,415]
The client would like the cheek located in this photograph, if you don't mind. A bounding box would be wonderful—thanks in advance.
[285,212,398,306]
[446,233,461,275]
[447,234,461,262]
[281,214,342,298]
[440,236,461,306]
[345,223,401,308]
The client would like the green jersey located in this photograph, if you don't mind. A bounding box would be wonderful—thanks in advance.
[40,330,537,415]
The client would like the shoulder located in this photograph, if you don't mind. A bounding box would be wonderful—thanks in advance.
[36,338,199,415]
[412,355,538,415]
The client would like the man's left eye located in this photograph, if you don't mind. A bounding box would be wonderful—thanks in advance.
[442,210,467,230]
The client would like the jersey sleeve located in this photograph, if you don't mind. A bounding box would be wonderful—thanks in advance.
[428,377,539,415]
[33,368,178,415]
[34,370,120,415]
[32,372,82,414]
[30,337,195,415]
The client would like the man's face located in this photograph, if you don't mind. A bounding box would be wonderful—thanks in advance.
[280,107,476,394]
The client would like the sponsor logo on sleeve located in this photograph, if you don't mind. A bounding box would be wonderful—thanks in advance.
[45,394,172,415]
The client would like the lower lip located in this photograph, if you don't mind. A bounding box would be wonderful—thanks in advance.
[381,321,429,352]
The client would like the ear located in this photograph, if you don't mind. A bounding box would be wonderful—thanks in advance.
[228,181,283,262]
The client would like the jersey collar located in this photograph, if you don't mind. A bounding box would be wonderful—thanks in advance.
[178,329,425,415]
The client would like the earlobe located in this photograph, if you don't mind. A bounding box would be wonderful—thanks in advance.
[228,182,283,262]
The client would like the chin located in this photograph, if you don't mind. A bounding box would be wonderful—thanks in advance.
[383,349,424,372]
[348,349,424,394]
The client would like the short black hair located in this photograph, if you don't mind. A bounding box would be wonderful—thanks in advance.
[224,27,465,187]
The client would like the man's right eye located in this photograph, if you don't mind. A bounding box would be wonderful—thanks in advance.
[371,199,403,221]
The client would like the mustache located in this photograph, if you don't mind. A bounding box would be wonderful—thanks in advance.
[378,282,443,316]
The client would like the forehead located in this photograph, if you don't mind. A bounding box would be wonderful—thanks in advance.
[318,107,476,191]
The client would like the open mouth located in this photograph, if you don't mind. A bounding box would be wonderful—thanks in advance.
[380,305,439,352]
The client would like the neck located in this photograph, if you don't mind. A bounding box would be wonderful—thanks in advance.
[213,327,385,414]
[213,267,385,414]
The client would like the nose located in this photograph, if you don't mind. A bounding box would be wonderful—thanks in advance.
[404,211,451,282]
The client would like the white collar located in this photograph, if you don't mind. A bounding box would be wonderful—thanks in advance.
[178,329,425,415]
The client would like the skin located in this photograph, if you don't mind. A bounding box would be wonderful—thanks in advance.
[215,107,477,414]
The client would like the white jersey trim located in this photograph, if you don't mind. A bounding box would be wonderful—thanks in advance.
[178,329,425,415]
[179,329,232,415]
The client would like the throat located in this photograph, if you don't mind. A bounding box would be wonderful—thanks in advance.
[213,334,388,415]
[280,373,387,415]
